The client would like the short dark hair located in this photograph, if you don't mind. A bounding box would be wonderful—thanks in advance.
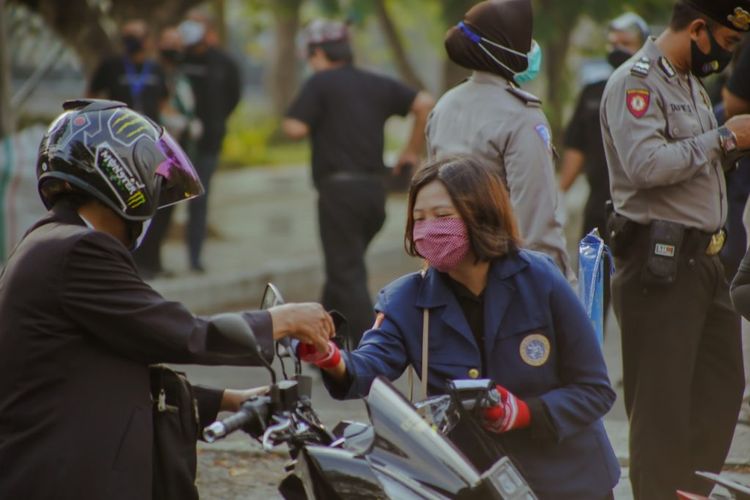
[670,1,710,31]
[308,40,353,64]
[39,179,92,209]
[404,156,521,262]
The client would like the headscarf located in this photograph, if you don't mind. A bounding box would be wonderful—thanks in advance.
[444,0,533,80]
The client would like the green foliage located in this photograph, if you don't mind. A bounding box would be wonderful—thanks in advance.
[220,102,310,169]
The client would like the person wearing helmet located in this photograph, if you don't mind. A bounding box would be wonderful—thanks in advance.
[283,19,435,346]
[426,0,574,282]
[0,100,335,499]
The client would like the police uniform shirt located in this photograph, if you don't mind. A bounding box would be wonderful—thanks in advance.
[427,71,572,278]
[600,38,727,232]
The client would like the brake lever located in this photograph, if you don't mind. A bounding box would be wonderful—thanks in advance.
[262,416,293,451]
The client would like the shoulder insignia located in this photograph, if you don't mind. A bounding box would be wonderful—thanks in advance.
[658,57,676,79]
[506,86,542,107]
[626,89,651,118]
[630,57,651,78]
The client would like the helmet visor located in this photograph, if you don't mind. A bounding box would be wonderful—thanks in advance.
[154,131,204,208]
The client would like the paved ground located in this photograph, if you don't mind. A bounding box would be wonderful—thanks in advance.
[148,165,750,499]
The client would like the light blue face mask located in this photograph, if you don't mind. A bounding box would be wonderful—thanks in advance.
[457,22,540,85]
[514,40,542,85]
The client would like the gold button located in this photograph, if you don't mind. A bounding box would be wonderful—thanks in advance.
[468,368,480,379]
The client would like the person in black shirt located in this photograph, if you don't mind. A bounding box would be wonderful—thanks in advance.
[87,19,168,122]
[283,19,434,346]
[559,12,649,239]
[179,14,241,272]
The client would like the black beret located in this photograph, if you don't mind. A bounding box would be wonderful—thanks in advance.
[684,0,750,31]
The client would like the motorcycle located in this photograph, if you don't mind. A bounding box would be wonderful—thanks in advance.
[203,283,537,499]
[677,472,750,499]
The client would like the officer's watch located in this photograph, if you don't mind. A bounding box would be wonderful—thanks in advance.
[719,126,739,154]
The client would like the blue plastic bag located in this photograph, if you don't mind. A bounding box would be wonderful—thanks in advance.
[578,229,613,345]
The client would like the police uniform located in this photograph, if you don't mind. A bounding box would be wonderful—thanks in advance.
[600,24,747,498]
[426,72,574,281]
[323,251,620,499]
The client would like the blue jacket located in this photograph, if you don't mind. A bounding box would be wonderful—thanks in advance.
[325,250,620,499]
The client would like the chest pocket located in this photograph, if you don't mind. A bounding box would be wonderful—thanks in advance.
[666,109,701,139]
[492,320,559,395]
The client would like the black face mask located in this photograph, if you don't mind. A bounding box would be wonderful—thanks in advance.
[160,49,182,64]
[123,35,144,55]
[607,47,633,69]
[690,26,733,77]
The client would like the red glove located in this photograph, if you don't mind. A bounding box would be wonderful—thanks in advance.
[482,385,531,433]
[297,341,341,369]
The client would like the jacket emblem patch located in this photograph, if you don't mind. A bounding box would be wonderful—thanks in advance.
[520,333,550,367]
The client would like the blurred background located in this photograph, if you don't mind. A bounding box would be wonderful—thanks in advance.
[0,0,681,166]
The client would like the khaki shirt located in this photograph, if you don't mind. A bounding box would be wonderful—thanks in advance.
[600,39,726,232]
[426,71,573,278]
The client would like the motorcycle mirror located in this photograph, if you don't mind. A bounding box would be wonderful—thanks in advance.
[208,313,276,384]
[260,283,285,310]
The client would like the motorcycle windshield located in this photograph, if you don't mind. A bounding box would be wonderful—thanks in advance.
[365,377,480,496]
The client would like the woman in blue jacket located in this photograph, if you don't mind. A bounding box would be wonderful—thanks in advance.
[301,156,620,499]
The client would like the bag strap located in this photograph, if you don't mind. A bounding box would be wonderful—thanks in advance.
[408,269,430,402]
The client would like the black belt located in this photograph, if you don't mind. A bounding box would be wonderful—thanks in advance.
[322,171,383,183]
[629,222,726,257]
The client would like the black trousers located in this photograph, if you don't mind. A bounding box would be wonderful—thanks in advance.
[612,227,744,499]
[317,177,386,347]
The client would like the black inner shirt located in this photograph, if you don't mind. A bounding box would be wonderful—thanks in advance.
[442,273,487,376]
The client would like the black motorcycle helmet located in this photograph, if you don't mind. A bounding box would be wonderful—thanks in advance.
[37,99,204,223]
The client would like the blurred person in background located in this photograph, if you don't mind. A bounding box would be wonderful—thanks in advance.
[178,12,241,273]
[87,19,168,123]
[133,26,203,279]
[427,0,574,282]
[560,12,649,239]
[283,19,434,347]
[558,12,649,320]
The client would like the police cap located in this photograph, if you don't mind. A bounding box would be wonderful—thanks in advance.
[684,0,750,32]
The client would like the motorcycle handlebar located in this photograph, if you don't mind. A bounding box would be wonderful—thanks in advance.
[203,396,271,443]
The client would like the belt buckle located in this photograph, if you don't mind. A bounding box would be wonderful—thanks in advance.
[706,230,726,256]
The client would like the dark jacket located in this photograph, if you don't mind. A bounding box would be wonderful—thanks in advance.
[0,202,273,500]
[324,250,620,499]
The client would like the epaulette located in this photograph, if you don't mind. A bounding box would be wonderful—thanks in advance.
[630,57,651,78]
[506,86,542,107]
[657,56,676,79]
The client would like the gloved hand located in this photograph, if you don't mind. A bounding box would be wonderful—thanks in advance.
[481,385,531,433]
[297,341,341,369]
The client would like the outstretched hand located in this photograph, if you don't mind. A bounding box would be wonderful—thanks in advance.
[268,303,334,353]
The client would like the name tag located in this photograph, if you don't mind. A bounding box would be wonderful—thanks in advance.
[655,243,676,258]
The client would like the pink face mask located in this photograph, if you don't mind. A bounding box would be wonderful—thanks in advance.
[413,218,470,272]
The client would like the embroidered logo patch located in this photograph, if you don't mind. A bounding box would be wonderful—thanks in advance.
[729,7,750,31]
[626,89,650,118]
[535,124,553,155]
[654,243,675,258]
[520,333,550,367]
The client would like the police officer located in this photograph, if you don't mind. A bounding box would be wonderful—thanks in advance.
[427,0,574,281]
[283,20,434,346]
[600,1,750,497]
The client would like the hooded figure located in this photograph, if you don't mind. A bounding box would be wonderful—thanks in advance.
[444,0,532,80]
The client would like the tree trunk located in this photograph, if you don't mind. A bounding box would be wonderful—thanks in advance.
[0,0,15,137]
[373,0,425,90]
[541,18,576,147]
[267,0,302,117]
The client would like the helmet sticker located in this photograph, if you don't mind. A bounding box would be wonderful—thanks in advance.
[95,144,147,210]
[107,110,158,147]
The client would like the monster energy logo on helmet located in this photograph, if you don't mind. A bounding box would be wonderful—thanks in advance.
[108,108,159,147]
[96,144,147,209]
